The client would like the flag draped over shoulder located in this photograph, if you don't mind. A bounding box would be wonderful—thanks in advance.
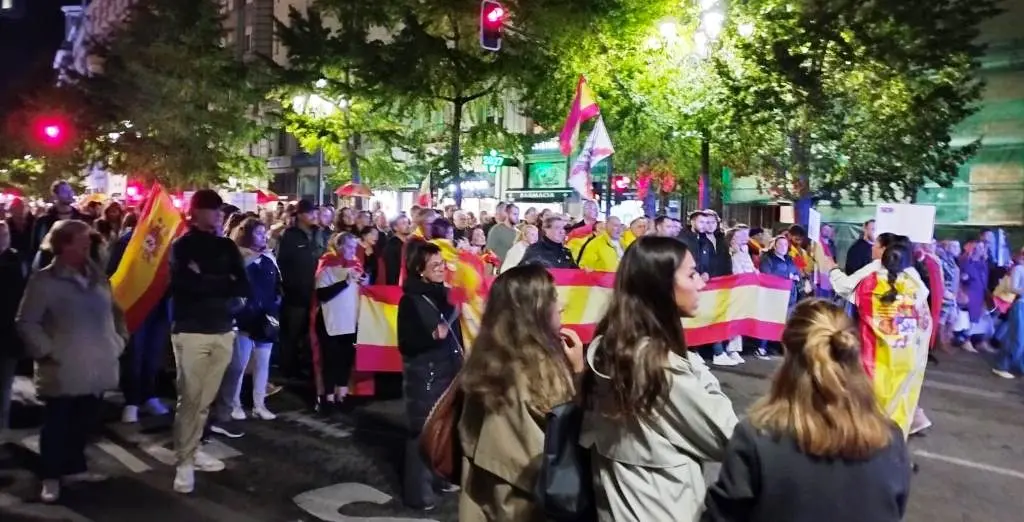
[352,271,793,395]
[416,174,431,207]
[568,115,614,200]
[110,184,185,333]
[559,75,601,156]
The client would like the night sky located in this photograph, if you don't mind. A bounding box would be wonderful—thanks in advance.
[0,0,79,110]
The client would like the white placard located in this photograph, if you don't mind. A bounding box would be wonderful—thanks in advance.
[778,205,795,224]
[874,203,936,244]
[807,208,821,242]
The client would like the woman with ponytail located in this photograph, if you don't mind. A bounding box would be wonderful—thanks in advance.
[815,234,932,437]
[703,299,911,522]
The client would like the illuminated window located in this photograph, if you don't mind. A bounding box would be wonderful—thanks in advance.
[245,26,253,51]
[1,0,14,10]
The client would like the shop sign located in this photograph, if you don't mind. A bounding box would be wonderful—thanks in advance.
[505,189,573,201]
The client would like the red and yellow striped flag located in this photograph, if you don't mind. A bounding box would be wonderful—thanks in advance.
[351,270,793,395]
[110,184,185,332]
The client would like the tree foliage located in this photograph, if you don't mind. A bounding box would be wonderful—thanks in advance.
[63,0,274,188]
[716,0,1001,205]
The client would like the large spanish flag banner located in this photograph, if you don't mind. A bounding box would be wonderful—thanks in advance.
[110,184,185,333]
[350,269,793,395]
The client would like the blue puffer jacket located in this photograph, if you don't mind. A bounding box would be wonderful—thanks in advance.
[237,248,282,342]
[759,252,799,307]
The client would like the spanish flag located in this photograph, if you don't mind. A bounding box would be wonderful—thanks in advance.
[559,75,601,156]
[110,184,185,332]
[351,271,792,395]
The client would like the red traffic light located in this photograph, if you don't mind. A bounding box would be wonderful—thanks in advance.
[31,116,72,147]
[43,125,62,139]
[480,0,505,51]
[612,175,631,192]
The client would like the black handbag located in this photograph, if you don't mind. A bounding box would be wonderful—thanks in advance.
[535,372,596,522]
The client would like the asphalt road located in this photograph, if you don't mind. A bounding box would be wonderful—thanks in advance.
[2,350,1024,522]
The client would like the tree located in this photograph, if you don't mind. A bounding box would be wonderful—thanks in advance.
[715,0,1001,220]
[64,0,274,188]
[279,0,612,205]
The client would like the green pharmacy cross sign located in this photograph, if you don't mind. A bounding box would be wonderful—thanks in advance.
[482,149,505,174]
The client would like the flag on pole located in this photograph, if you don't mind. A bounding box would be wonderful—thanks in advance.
[568,115,614,201]
[558,75,601,156]
[110,184,185,332]
[416,173,431,207]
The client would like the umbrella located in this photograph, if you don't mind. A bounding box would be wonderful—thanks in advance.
[254,188,280,204]
[335,182,374,198]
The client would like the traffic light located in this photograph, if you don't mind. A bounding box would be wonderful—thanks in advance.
[480,0,506,51]
[612,175,630,203]
[34,118,69,147]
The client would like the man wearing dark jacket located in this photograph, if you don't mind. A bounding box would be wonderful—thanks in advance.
[30,180,89,270]
[380,215,413,285]
[845,219,875,274]
[275,199,327,380]
[519,215,577,269]
[0,222,28,432]
[168,190,250,495]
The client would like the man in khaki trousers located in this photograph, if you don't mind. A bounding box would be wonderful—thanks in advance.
[167,190,250,494]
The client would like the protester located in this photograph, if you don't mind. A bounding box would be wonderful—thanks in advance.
[622,217,648,248]
[959,240,993,352]
[168,190,250,494]
[992,246,1024,379]
[582,236,737,521]
[458,265,584,520]
[5,198,35,270]
[499,224,538,274]
[567,199,599,235]
[577,216,625,271]
[396,241,463,510]
[16,219,128,503]
[312,232,365,412]
[30,181,89,270]
[845,219,876,274]
[653,215,681,237]
[94,201,125,244]
[703,299,911,522]
[519,215,577,269]
[936,240,966,350]
[356,225,380,284]
[485,202,519,262]
[757,235,801,358]
[721,225,754,365]
[823,234,931,436]
[277,199,328,381]
[214,218,282,421]
[0,221,27,433]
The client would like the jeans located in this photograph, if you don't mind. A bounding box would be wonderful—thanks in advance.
[402,352,462,508]
[171,332,233,465]
[0,355,17,431]
[215,333,273,414]
[121,308,170,406]
[39,395,101,479]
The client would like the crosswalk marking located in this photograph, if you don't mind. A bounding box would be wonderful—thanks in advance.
[95,438,153,473]
[279,411,353,438]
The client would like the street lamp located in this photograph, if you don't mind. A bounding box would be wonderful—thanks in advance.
[291,80,349,206]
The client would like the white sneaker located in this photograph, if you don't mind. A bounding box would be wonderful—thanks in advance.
[712,354,739,367]
[40,479,60,503]
[121,405,139,424]
[252,405,277,420]
[144,398,170,416]
[992,369,1016,379]
[230,407,247,421]
[728,352,745,364]
[194,450,226,472]
[173,464,195,494]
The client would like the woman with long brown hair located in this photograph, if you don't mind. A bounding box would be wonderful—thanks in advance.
[581,236,737,521]
[458,264,584,521]
[703,299,910,521]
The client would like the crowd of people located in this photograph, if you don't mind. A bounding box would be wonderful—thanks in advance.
[0,179,1022,519]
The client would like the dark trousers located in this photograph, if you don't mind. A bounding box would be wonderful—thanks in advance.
[40,395,102,479]
[279,304,311,380]
[402,352,461,508]
[121,309,170,406]
[316,314,357,392]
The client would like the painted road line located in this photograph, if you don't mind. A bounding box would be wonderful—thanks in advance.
[279,411,353,438]
[140,443,177,466]
[913,450,1024,480]
[19,434,40,454]
[202,438,243,460]
[921,380,1011,400]
[94,438,153,473]
[294,482,439,522]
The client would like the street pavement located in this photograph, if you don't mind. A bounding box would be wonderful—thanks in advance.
[2,350,1024,522]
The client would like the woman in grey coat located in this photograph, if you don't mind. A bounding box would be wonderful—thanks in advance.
[16,219,128,503]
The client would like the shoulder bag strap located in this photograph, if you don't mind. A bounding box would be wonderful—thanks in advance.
[575,235,599,266]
